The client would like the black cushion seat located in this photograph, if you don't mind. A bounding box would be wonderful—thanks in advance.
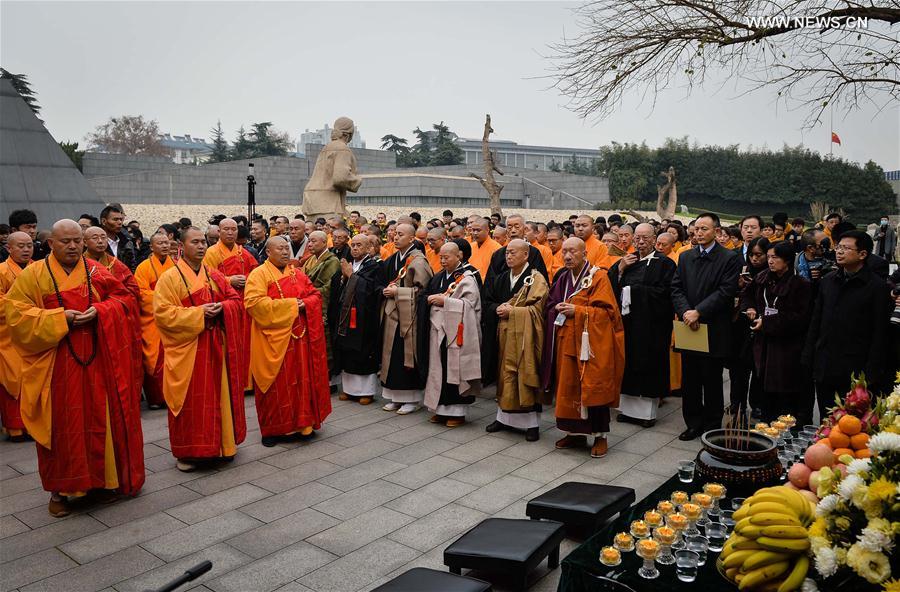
[526,482,635,534]
[444,518,565,590]
[370,567,492,592]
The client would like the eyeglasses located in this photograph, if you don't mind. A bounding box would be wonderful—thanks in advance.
[834,245,859,253]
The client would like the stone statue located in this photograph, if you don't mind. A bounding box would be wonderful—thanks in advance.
[301,117,363,219]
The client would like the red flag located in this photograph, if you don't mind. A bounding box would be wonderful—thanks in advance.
[831,132,841,145]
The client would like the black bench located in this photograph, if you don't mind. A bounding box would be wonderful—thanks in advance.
[526,482,635,537]
[444,518,565,591]
[370,567,492,592]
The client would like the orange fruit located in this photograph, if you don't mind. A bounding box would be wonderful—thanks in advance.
[855,449,872,459]
[850,433,869,450]
[828,428,850,449]
[817,438,833,449]
[837,415,862,436]
[833,447,855,461]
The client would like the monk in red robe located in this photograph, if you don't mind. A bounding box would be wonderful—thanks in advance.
[203,218,257,391]
[540,237,625,459]
[84,226,143,404]
[245,236,331,446]
[133,232,175,409]
[154,226,247,472]
[5,220,145,516]
[0,232,34,441]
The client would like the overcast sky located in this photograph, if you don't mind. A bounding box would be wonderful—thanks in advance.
[3,1,897,170]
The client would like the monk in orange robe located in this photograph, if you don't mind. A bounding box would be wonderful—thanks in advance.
[133,232,175,409]
[84,226,143,404]
[540,237,625,459]
[469,218,501,280]
[380,225,398,261]
[600,232,625,269]
[0,232,33,441]
[493,226,509,247]
[5,220,145,516]
[526,222,554,274]
[424,228,445,273]
[573,215,610,267]
[203,218,258,390]
[245,236,332,445]
[546,227,565,282]
[155,227,247,472]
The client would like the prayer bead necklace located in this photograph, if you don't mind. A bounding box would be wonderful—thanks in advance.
[46,256,97,367]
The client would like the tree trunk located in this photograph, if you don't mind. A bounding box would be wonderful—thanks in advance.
[469,114,504,216]
[656,166,677,219]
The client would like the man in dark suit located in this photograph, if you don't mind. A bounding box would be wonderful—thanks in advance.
[671,213,742,440]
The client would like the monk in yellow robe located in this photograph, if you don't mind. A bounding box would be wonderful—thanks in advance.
[6,220,145,516]
[133,232,175,409]
[154,227,247,472]
[84,226,143,404]
[573,215,610,267]
[246,236,332,445]
[469,218,501,280]
[203,218,258,390]
[540,237,625,459]
[0,232,33,441]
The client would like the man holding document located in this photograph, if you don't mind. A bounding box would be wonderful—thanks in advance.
[671,213,741,441]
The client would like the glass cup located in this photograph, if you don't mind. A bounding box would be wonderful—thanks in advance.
[675,549,700,583]
[691,493,712,527]
[636,539,660,580]
[678,460,695,483]
[704,522,727,552]
[731,497,746,511]
[778,452,793,473]
[801,425,818,439]
[666,512,688,550]
[702,483,726,517]
[653,526,676,565]
[686,535,709,566]
[720,510,736,534]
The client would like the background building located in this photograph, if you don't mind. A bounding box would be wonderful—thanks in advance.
[159,133,213,165]
[454,136,602,172]
[297,123,366,154]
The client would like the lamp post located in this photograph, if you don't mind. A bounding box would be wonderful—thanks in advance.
[247,162,256,222]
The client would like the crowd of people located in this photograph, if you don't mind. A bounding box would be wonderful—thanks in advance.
[0,203,898,518]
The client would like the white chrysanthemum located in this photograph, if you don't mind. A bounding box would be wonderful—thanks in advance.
[817,494,840,517]
[838,475,863,501]
[859,524,895,553]
[869,432,900,454]
[801,578,820,592]
[847,458,872,476]
[814,546,838,578]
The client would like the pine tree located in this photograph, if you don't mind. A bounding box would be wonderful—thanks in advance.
[208,120,230,162]
[231,126,252,160]
[0,69,40,115]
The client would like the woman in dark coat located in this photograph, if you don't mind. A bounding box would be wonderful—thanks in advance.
[739,241,812,422]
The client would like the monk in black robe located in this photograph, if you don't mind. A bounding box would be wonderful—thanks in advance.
[328,234,385,404]
[608,223,676,427]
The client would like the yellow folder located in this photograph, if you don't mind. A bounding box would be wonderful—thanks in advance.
[673,321,710,353]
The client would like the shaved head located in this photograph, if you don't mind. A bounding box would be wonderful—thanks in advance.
[308,230,328,255]
[439,241,462,272]
[505,238,530,272]
[48,219,84,267]
[394,223,415,251]
[6,231,33,265]
[561,237,587,270]
[149,232,170,258]
[219,218,238,246]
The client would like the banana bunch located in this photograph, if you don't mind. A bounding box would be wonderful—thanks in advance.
[717,486,814,592]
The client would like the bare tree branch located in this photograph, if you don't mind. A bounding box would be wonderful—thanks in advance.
[549,0,900,128]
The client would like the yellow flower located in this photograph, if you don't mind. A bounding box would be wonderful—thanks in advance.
[848,545,892,584]
[835,516,852,531]
[809,517,827,538]
[883,578,900,592]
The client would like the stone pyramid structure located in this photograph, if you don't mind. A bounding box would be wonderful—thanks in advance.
[0,78,104,225]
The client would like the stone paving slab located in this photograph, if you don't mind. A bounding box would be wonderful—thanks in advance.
[0,385,712,592]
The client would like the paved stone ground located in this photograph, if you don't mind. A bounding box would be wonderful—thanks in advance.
[0,387,710,592]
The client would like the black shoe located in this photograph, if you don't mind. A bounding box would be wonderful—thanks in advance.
[525,427,540,442]
[485,420,505,433]
[679,428,702,441]
[261,436,279,447]
[639,419,656,428]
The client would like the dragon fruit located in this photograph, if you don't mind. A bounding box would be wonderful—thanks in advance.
[845,386,871,415]
[830,409,848,422]
[860,410,879,431]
